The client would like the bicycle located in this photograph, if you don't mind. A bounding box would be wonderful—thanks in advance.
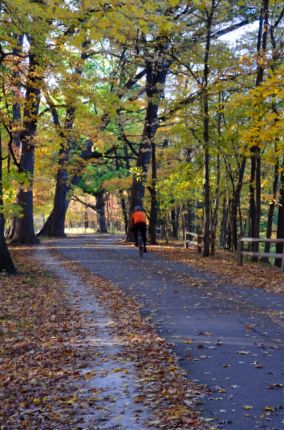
[137,230,144,258]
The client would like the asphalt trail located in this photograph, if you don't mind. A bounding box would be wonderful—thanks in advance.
[46,234,284,430]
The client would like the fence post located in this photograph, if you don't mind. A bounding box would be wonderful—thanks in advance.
[184,231,189,248]
[197,231,202,253]
[237,237,243,266]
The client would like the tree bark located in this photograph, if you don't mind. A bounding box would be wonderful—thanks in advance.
[11,53,41,244]
[171,207,179,239]
[220,197,228,248]
[185,202,195,233]
[275,159,284,267]
[119,190,128,235]
[211,154,220,256]
[202,4,214,257]
[37,140,102,237]
[148,138,158,244]
[95,191,108,233]
[249,0,269,256]
[130,54,168,212]
[231,157,246,250]
[0,131,16,274]
[264,20,281,259]
[264,155,279,258]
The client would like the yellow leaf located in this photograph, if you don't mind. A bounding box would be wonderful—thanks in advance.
[243,405,253,410]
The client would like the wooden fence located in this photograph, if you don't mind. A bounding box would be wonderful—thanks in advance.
[237,237,284,272]
[184,231,203,253]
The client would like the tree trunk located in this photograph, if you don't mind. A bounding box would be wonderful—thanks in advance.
[265,18,282,260]
[149,138,158,244]
[11,53,41,244]
[249,0,269,257]
[171,207,180,239]
[0,131,16,274]
[275,159,284,267]
[119,190,128,235]
[38,141,101,237]
[47,165,69,237]
[211,154,220,256]
[227,200,233,251]
[264,156,279,258]
[11,38,23,151]
[202,3,214,257]
[96,191,108,233]
[231,157,246,250]
[185,202,195,233]
[130,55,168,212]
[220,197,228,248]
[84,201,89,230]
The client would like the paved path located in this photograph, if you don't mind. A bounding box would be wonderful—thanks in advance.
[46,234,284,430]
[35,246,152,429]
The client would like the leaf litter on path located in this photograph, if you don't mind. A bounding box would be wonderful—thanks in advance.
[150,243,284,295]
[49,247,210,430]
[1,245,210,430]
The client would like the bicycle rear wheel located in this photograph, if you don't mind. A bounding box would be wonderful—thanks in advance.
[137,232,144,258]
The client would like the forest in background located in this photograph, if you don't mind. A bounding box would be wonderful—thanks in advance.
[0,0,283,273]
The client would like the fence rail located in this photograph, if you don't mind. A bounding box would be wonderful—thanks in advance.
[237,237,284,272]
[184,231,202,253]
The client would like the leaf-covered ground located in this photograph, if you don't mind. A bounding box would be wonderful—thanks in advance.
[0,251,89,429]
[150,243,284,295]
[51,249,209,430]
[0,247,209,430]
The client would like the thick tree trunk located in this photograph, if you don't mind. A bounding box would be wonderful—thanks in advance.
[37,209,54,237]
[37,159,70,237]
[128,54,168,243]
[0,133,16,274]
[11,53,41,244]
[45,103,76,237]
[38,40,89,238]
[96,191,108,233]
[130,56,168,212]
[0,226,16,274]
[45,164,69,237]
[38,141,100,237]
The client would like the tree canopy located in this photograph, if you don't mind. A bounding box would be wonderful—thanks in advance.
[1,0,284,272]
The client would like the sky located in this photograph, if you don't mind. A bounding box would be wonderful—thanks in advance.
[219,21,259,46]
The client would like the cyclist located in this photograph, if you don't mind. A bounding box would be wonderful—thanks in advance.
[131,206,147,252]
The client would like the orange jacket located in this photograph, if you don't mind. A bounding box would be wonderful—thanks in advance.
[131,211,147,225]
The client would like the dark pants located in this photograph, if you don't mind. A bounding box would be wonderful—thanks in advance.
[133,222,147,247]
